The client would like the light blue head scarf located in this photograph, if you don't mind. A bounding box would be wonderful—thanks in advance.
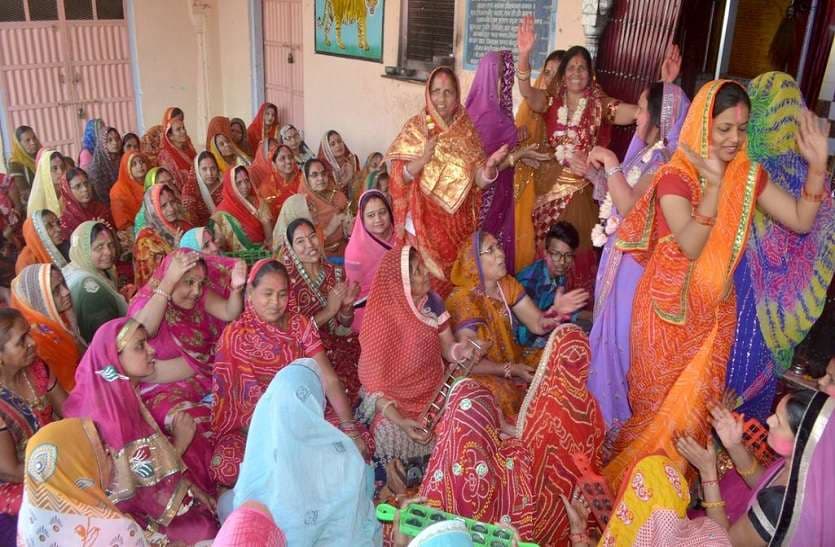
[179,227,206,252]
[232,359,381,546]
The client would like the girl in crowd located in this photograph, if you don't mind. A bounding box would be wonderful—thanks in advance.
[232,360,381,546]
[63,221,128,343]
[122,131,141,154]
[280,123,315,167]
[604,80,830,489]
[446,231,586,416]
[133,166,176,235]
[248,102,280,149]
[344,189,395,331]
[584,81,690,436]
[59,166,113,238]
[274,159,351,256]
[211,259,366,487]
[88,126,123,205]
[7,125,41,189]
[281,219,362,402]
[110,151,149,232]
[206,115,250,175]
[230,117,254,160]
[141,106,182,168]
[10,264,85,391]
[157,115,197,192]
[133,183,193,287]
[212,165,272,252]
[318,130,361,196]
[182,151,223,227]
[64,318,218,543]
[78,118,104,170]
[0,308,65,539]
[249,141,302,220]
[27,149,65,216]
[17,418,157,546]
[15,209,69,274]
[384,67,508,297]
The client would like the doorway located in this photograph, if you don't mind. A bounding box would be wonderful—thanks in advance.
[262,0,304,128]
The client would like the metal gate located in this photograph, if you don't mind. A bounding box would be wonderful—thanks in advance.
[263,0,304,127]
[0,0,136,159]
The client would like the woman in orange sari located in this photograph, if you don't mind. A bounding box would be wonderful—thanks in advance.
[15,210,69,274]
[133,183,193,287]
[140,106,182,167]
[230,117,254,160]
[10,264,85,391]
[603,80,831,490]
[157,116,197,193]
[247,102,279,150]
[109,151,148,232]
[384,67,508,297]
[249,141,302,220]
[206,115,250,175]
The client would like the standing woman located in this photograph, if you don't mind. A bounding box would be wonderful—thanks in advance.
[280,123,315,167]
[211,165,272,252]
[318,130,361,196]
[248,102,279,150]
[603,81,831,489]
[27,149,66,216]
[7,126,41,190]
[78,118,104,170]
[88,126,123,205]
[58,167,113,238]
[182,151,223,227]
[230,117,254,160]
[206,116,250,176]
[249,142,302,220]
[384,67,508,297]
[133,183,193,287]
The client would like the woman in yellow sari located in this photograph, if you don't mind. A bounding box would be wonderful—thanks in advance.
[8,126,41,190]
[206,115,251,175]
[603,80,831,490]
[27,149,65,216]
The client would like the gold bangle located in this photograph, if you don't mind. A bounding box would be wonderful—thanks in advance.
[702,500,726,509]
[737,461,757,477]
[692,212,716,226]
[509,153,516,167]
[516,68,531,79]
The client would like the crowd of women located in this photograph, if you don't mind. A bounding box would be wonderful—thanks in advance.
[0,13,834,547]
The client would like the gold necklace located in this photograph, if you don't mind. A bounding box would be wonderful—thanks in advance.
[0,370,46,412]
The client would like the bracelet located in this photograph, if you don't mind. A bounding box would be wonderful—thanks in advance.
[701,500,726,509]
[569,533,591,545]
[604,164,623,177]
[801,186,828,202]
[503,362,513,379]
[509,153,516,168]
[737,461,757,477]
[153,287,171,301]
[483,166,499,183]
[516,68,532,81]
[701,479,719,488]
[691,212,716,226]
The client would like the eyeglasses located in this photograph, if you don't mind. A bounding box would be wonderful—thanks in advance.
[548,251,575,262]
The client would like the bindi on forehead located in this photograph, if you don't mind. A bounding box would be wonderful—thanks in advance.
[735,103,745,123]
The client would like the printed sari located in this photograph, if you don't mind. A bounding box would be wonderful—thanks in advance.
[15,210,70,275]
[17,418,154,547]
[63,318,218,543]
[281,246,362,403]
[26,149,63,216]
[206,115,250,175]
[210,258,324,487]
[446,231,538,417]
[604,81,763,489]
[182,154,223,227]
[58,168,113,238]
[358,246,447,466]
[318,133,361,196]
[89,126,122,204]
[110,152,147,231]
[588,83,689,439]
[385,67,486,297]
[726,72,835,422]
[78,118,103,170]
[133,183,192,287]
[230,117,254,160]
[212,165,269,252]
[344,189,395,331]
[63,221,129,343]
[465,50,518,273]
[249,142,302,219]
[10,264,85,391]
[247,103,279,150]
[156,120,196,193]
[140,106,180,168]
[8,126,39,189]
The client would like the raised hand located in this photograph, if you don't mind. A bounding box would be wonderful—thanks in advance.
[230,260,247,291]
[660,43,682,83]
[680,143,724,187]
[675,434,717,478]
[161,252,200,290]
[516,15,536,57]
[342,280,361,307]
[422,137,437,162]
[486,144,511,171]
[326,281,348,315]
[709,405,744,449]
[552,287,589,317]
[797,109,830,174]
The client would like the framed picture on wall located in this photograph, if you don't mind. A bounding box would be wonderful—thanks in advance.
[315,0,384,62]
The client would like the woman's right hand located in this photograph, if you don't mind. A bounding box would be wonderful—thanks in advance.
[170,411,196,455]
[510,363,534,383]
[552,287,590,317]
[160,252,199,292]
[709,405,744,449]
[587,145,619,170]
[675,434,718,479]
[326,282,348,315]
[560,489,591,535]
[680,144,724,188]
[569,151,590,177]
[397,417,433,444]
[516,15,536,58]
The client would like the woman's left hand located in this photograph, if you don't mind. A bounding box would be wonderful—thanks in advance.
[569,151,590,177]
[560,489,591,535]
[230,260,247,291]
[486,144,511,172]
[797,109,830,174]
[660,43,682,83]
[552,287,589,317]
[675,434,718,478]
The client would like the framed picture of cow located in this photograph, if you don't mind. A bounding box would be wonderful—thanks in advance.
[315,0,384,62]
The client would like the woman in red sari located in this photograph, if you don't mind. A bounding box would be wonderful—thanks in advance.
[157,116,197,193]
[211,165,272,252]
[420,324,605,546]
[247,102,279,150]
[132,183,193,287]
[58,167,113,238]
[140,106,182,168]
[384,66,509,297]
[210,258,366,487]
[281,218,362,403]
[318,130,361,196]
[182,151,223,227]
[249,141,301,220]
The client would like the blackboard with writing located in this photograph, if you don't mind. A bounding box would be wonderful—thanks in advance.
[463,0,557,71]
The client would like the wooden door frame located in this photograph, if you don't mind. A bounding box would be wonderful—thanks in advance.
[250,0,265,119]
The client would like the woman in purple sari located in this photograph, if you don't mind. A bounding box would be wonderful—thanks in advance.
[584,82,689,443]
[128,249,246,493]
[465,50,549,274]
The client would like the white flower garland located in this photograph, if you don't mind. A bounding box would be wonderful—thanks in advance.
[552,97,587,166]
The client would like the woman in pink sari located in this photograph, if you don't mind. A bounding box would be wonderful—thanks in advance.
[344,189,395,331]
[128,249,246,493]
[64,317,218,543]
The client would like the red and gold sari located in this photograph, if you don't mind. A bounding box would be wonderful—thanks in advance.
[206,116,249,176]
[157,120,196,193]
[604,81,762,490]
[249,142,301,220]
[140,106,180,168]
[385,67,486,297]
[247,102,279,150]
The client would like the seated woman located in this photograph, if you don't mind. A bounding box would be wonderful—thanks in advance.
[211,165,272,252]
[352,152,383,210]
[345,189,395,331]
[157,116,197,192]
[280,123,314,168]
[58,166,113,238]
[249,141,301,220]
[516,221,592,347]
[281,219,361,402]
[122,131,140,154]
[10,264,85,391]
[133,183,193,287]
[27,148,65,216]
[446,231,584,417]
[215,501,286,546]
[247,102,279,150]
[420,324,605,546]
[182,151,223,227]
[230,117,254,160]
[207,116,250,176]
[231,360,381,546]
[133,166,176,235]
[0,308,65,537]
[78,118,103,170]
[674,389,834,546]
[211,259,366,488]
[17,418,162,546]
[89,126,122,204]
[109,151,148,233]
[318,130,360,195]
[179,225,221,255]
[63,221,128,343]
[128,250,245,493]
[140,106,183,168]
[273,159,351,257]
[15,209,69,274]
[7,125,41,190]
[359,246,473,488]
[64,318,218,543]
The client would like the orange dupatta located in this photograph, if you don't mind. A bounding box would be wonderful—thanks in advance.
[247,103,278,151]
[603,81,761,489]
[297,166,349,256]
[11,264,85,391]
[109,152,147,230]
[250,143,301,219]
[206,116,248,175]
